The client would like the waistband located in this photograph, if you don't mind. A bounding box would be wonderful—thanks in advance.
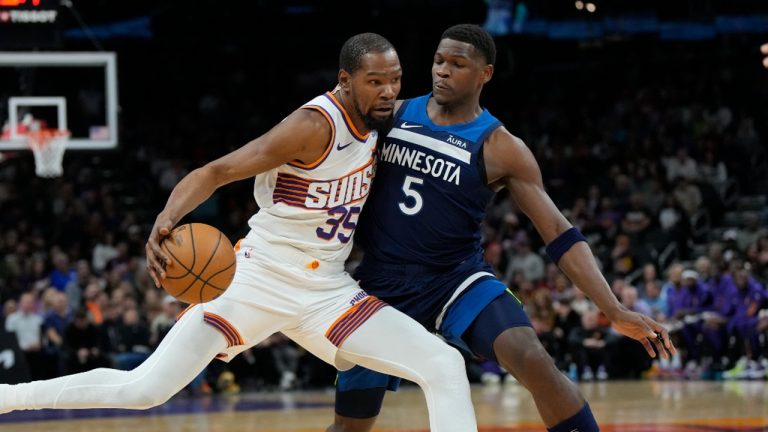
[357,256,469,276]
[240,235,345,277]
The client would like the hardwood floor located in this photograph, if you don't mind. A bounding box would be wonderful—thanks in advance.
[0,381,766,431]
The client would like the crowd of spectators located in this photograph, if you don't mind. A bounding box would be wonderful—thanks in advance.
[1,33,767,393]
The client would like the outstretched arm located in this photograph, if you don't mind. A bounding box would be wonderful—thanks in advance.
[145,108,332,286]
[484,128,676,358]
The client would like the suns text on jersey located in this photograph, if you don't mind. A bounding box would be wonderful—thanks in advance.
[305,164,374,209]
[379,142,461,185]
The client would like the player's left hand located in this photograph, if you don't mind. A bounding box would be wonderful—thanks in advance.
[608,308,676,359]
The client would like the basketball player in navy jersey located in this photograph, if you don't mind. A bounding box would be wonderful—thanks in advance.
[327,25,676,432]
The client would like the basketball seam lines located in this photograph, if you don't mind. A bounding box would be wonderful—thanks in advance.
[161,242,193,279]
[161,225,197,279]
[195,231,224,304]
[174,227,222,303]
[174,225,209,300]
[203,261,236,290]
[165,224,200,298]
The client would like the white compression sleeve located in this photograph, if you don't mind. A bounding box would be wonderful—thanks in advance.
[0,306,227,412]
[337,306,477,432]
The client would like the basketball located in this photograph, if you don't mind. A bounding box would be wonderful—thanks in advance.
[159,223,236,304]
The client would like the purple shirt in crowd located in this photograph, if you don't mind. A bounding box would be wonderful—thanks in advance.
[666,282,709,318]
[730,277,766,319]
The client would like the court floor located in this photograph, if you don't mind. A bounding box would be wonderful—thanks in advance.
[0,380,766,431]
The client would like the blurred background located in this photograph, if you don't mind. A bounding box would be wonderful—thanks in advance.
[0,0,767,394]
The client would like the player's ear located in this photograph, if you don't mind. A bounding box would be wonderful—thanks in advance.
[481,64,494,85]
[338,69,352,93]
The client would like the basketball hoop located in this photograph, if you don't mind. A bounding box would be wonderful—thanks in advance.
[25,129,70,178]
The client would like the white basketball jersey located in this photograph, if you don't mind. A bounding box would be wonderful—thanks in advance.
[247,92,377,263]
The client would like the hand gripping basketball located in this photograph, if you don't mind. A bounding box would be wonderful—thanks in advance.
[148,222,236,304]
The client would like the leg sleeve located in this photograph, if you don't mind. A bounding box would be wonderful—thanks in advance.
[336,306,477,432]
[1,306,227,412]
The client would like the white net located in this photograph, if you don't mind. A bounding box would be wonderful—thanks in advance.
[26,129,70,178]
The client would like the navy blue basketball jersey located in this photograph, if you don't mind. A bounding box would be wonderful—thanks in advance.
[355,94,502,267]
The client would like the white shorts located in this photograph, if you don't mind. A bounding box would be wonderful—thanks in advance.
[180,234,386,369]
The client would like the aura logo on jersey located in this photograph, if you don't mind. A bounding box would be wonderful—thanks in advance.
[446,135,468,148]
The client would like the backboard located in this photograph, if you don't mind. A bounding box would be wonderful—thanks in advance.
[0,52,118,150]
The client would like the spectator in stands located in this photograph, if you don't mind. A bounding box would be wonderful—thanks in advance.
[735,212,767,252]
[723,267,767,379]
[158,160,189,193]
[664,147,699,183]
[112,308,151,370]
[504,237,545,283]
[570,287,594,317]
[621,286,652,318]
[150,295,182,348]
[610,278,627,300]
[698,149,728,190]
[641,280,667,321]
[657,194,689,242]
[667,270,708,366]
[92,232,119,274]
[568,309,609,381]
[62,309,110,374]
[63,260,95,312]
[49,252,76,292]
[552,297,583,370]
[607,233,636,278]
[1,299,16,326]
[612,286,655,377]
[82,281,106,325]
[700,270,734,374]
[595,197,622,242]
[621,193,653,241]
[746,235,768,282]
[612,173,634,212]
[637,263,663,298]
[42,291,71,377]
[28,257,50,294]
[566,197,596,234]
[552,272,575,301]
[672,177,703,218]
[5,292,44,379]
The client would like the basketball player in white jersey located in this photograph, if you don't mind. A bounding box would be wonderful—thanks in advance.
[0,33,478,432]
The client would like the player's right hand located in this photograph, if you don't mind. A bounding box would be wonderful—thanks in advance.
[609,308,676,359]
[146,216,174,287]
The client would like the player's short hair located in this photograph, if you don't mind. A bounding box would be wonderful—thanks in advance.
[441,24,496,66]
[339,33,395,74]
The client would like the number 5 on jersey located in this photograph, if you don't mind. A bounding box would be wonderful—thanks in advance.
[399,175,424,215]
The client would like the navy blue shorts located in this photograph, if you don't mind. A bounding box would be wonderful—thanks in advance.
[335,261,531,417]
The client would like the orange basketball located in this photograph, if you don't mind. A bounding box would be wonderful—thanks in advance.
[159,223,236,304]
